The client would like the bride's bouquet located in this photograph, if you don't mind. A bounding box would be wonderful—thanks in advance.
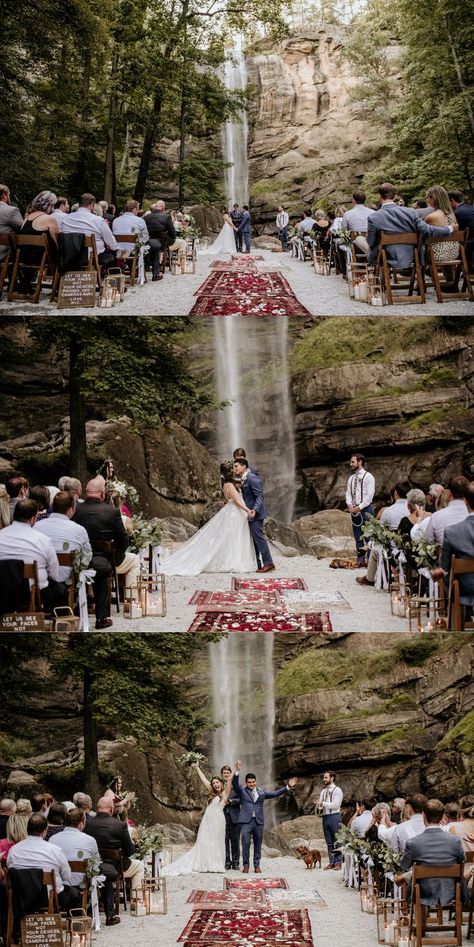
[177,751,208,767]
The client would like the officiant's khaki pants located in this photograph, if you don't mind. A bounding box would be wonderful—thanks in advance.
[123,858,145,892]
[169,238,186,260]
[116,551,141,593]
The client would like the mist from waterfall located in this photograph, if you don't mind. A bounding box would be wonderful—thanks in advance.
[222,36,249,206]
[214,317,296,524]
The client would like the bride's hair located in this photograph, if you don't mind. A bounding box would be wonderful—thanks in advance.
[222,207,228,214]
[220,461,234,484]
[208,776,225,804]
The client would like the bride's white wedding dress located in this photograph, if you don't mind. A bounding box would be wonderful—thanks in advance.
[160,498,257,575]
[200,218,236,256]
[162,795,226,875]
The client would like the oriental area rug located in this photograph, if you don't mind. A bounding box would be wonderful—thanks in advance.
[224,878,289,890]
[187,889,268,909]
[231,577,308,592]
[186,610,333,633]
[187,589,283,610]
[178,908,312,943]
[190,257,311,317]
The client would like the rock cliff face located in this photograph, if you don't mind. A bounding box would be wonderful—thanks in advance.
[246,29,390,229]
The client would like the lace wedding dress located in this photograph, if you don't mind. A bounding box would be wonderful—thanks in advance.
[162,795,226,875]
[160,499,257,575]
[200,218,236,255]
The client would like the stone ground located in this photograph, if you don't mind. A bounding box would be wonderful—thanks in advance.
[110,550,409,632]
[98,854,378,947]
[1,249,472,316]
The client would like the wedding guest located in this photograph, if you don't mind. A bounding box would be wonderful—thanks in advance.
[349,800,372,837]
[338,191,375,272]
[276,206,289,250]
[0,813,28,857]
[449,797,474,879]
[45,802,67,841]
[52,196,70,230]
[425,185,460,265]
[30,794,49,814]
[84,795,144,902]
[147,200,186,271]
[61,193,119,268]
[421,475,469,546]
[21,190,59,248]
[396,799,465,906]
[112,199,149,252]
[290,210,316,255]
[448,191,474,267]
[367,182,458,269]
[390,793,428,853]
[435,480,474,609]
[0,799,16,839]
[61,478,83,502]
[0,184,23,261]
[7,813,82,910]
[53,807,119,923]
[16,800,33,818]
[6,477,29,519]
[426,483,445,513]
[29,485,50,521]
[391,797,406,824]
[72,793,94,818]
[356,481,410,587]
[413,199,431,219]
[312,210,331,253]
[0,486,10,528]
[0,499,68,611]
[35,490,92,581]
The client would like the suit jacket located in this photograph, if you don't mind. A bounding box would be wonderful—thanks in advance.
[241,471,266,520]
[232,773,289,826]
[366,203,451,268]
[401,826,465,906]
[239,211,251,234]
[84,813,135,870]
[440,513,474,605]
[0,201,23,260]
[223,793,241,825]
[145,211,177,245]
[454,202,474,240]
[73,498,129,566]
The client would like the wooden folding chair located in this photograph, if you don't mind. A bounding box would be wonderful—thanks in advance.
[409,863,463,947]
[426,230,474,303]
[0,234,11,301]
[57,551,76,609]
[23,561,43,611]
[7,233,56,304]
[466,851,474,940]
[90,539,120,613]
[50,232,102,301]
[377,232,426,305]
[68,860,89,911]
[447,555,474,631]
[99,849,127,913]
[114,233,138,285]
[5,866,59,947]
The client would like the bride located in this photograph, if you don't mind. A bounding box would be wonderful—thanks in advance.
[200,208,237,255]
[160,462,257,575]
[162,762,237,875]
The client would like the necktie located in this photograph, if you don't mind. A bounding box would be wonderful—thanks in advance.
[252,789,258,803]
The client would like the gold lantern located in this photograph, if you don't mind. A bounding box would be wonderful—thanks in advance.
[69,909,92,947]
[406,593,446,633]
[348,262,369,299]
[367,275,387,307]
[141,877,168,915]
[124,585,144,620]
[104,267,126,301]
[138,573,167,618]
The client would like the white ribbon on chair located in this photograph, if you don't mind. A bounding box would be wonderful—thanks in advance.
[374,544,390,591]
[77,568,96,632]
[91,873,106,931]
[418,567,439,619]
[138,247,147,285]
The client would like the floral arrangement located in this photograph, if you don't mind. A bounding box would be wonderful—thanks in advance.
[76,852,103,891]
[128,513,162,553]
[375,842,402,875]
[361,518,400,550]
[335,825,372,857]
[131,226,151,254]
[412,537,438,570]
[133,824,163,859]
[175,213,200,239]
[338,227,355,247]
[105,478,139,508]
[177,751,208,767]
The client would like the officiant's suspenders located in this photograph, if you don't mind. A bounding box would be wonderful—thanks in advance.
[322,787,335,812]
[350,471,367,508]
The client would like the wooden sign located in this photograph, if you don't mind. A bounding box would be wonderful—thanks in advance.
[21,914,64,947]
[56,272,97,309]
[0,613,49,632]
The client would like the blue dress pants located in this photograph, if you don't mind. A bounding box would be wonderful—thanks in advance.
[241,818,264,868]
[322,813,342,864]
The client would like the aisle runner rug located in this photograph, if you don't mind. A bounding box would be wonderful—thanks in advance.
[188,589,282,611]
[195,271,293,297]
[232,577,308,592]
[210,260,259,271]
[232,254,264,261]
[189,294,311,317]
[281,590,351,611]
[178,908,312,943]
[224,878,289,890]
[267,887,327,908]
[186,611,333,633]
[187,889,268,909]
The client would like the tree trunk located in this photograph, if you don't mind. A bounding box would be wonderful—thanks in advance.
[83,666,101,802]
[178,89,187,207]
[133,85,164,204]
[104,52,120,203]
[69,333,88,484]
[444,15,474,139]
[73,49,93,194]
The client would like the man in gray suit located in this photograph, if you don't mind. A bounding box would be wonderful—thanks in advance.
[367,182,458,269]
[437,480,474,607]
[0,184,23,261]
[396,798,465,907]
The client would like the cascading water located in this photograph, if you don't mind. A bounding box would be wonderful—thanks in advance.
[222,36,249,206]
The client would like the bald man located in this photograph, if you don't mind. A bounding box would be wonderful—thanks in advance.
[149,200,186,267]
[73,478,140,629]
[84,796,144,921]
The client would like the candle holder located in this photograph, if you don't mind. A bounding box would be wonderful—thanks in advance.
[138,573,167,618]
[69,909,92,947]
[375,897,406,945]
[98,284,117,308]
[389,582,408,618]
[130,895,147,916]
[184,240,197,274]
[104,267,126,301]
[124,585,144,620]
[141,877,168,915]
[368,275,387,307]
[348,262,369,298]
[406,593,446,633]
[360,881,377,913]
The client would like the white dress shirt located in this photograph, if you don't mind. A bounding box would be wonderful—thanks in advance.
[112,212,149,250]
[423,500,468,546]
[297,217,316,234]
[276,211,289,229]
[52,210,69,231]
[52,828,99,885]
[341,205,375,233]
[380,498,410,529]
[390,813,426,853]
[34,513,92,581]
[378,823,397,843]
[346,469,376,511]
[352,810,373,837]
[410,516,431,544]
[7,836,72,892]
[318,784,343,814]
[61,207,118,255]
[0,521,59,588]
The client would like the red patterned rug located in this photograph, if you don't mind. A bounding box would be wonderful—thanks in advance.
[232,254,264,261]
[187,590,282,610]
[231,577,308,591]
[178,908,311,943]
[195,271,293,297]
[210,260,259,271]
[186,611,332,633]
[187,889,268,909]
[189,294,311,317]
[224,878,289,890]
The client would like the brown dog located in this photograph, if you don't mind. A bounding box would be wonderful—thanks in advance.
[296,845,322,869]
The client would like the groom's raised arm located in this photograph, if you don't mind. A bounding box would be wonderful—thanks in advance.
[232,762,243,797]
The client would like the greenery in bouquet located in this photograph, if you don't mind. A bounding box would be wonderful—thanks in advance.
[133,824,163,860]
[361,518,399,551]
[175,213,200,239]
[412,538,438,571]
[177,751,208,767]
[105,478,139,509]
[335,824,373,858]
[338,227,355,247]
[77,852,103,891]
[128,514,162,554]
[373,841,402,875]
[131,226,151,253]
[288,225,300,239]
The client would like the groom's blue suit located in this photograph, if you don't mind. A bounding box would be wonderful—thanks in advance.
[240,471,273,568]
[238,210,251,253]
[232,773,290,868]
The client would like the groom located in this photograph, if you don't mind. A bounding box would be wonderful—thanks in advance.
[233,459,274,573]
[230,203,243,252]
[238,205,251,253]
[232,761,297,872]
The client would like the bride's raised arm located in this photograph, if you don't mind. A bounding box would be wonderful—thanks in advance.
[223,482,251,514]
[191,762,211,791]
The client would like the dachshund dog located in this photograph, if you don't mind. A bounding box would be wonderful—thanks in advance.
[296,845,322,869]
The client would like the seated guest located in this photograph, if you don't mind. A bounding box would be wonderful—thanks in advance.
[0,499,68,611]
[425,483,445,513]
[31,794,49,815]
[443,802,461,829]
[73,477,140,629]
[435,479,474,610]
[0,799,17,838]
[349,800,373,837]
[52,197,70,230]
[45,802,66,841]
[16,800,33,818]
[0,486,10,528]
[449,797,474,879]
[7,813,82,910]
[397,487,428,570]
[6,477,28,519]
[34,490,92,581]
[367,182,457,269]
[356,481,411,587]
[391,797,406,825]
[396,798,465,907]
[448,191,474,268]
[0,184,23,262]
[0,812,28,857]
[19,191,59,269]
[112,199,149,253]
[146,200,186,280]
[53,807,120,926]
[29,485,50,522]
[62,477,83,502]
[61,193,119,268]
[425,185,460,266]
[338,191,375,272]
[84,796,144,901]
[106,204,116,226]
[97,200,110,224]
[390,793,428,853]
[290,210,316,255]
[413,199,431,220]
[109,491,133,535]
[72,792,94,818]
[421,475,469,547]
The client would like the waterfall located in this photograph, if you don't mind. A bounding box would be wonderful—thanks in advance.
[214,317,297,524]
[222,37,249,206]
[210,635,275,821]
